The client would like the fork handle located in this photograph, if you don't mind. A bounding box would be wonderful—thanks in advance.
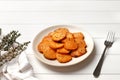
[93,46,107,78]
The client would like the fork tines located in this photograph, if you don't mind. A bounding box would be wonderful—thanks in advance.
[106,31,115,42]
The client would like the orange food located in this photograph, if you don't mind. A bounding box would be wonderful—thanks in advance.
[37,27,87,63]
[66,32,74,39]
[52,32,66,41]
[73,32,84,40]
[38,41,49,53]
[43,47,56,60]
[64,39,78,50]
[71,47,87,57]
[38,36,50,53]
[78,40,87,48]
[49,40,64,49]
[56,53,72,63]
[57,47,70,54]
[54,28,69,34]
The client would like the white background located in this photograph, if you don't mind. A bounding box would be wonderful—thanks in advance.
[0,0,120,80]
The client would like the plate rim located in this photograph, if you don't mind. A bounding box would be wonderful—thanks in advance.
[32,25,94,67]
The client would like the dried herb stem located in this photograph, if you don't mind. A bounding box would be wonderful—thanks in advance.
[0,29,30,67]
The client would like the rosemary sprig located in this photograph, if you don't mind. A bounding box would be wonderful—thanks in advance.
[0,31,21,51]
[0,41,30,66]
[0,29,30,67]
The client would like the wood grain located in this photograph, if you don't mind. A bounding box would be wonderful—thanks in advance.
[0,0,120,80]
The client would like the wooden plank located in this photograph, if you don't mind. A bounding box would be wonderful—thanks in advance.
[0,1,120,11]
[27,54,120,74]
[0,12,120,24]
[34,74,120,80]
[1,74,120,80]
[0,0,119,1]
[1,24,120,38]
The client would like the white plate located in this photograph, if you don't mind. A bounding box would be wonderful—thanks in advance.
[32,25,94,67]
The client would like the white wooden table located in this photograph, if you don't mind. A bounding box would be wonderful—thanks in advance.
[0,0,120,80]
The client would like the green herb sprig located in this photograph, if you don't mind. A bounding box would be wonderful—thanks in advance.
[0,29,30,67]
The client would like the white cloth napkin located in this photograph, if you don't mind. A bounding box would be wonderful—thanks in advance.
[2,52,39,80]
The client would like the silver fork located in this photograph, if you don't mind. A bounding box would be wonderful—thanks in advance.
[93,31,115,78]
